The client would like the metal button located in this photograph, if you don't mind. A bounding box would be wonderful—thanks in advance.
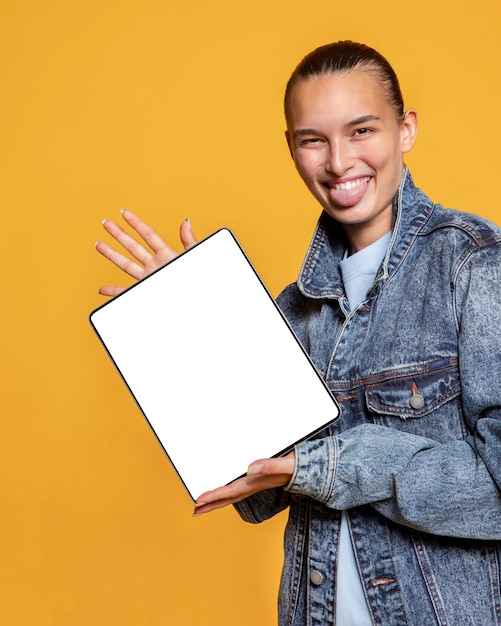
[410,393,424,410]
[310,571,323,586]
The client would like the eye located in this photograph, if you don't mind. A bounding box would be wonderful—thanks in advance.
[354,127,371,136]
[298,137,323,147]
[296,136,325,149]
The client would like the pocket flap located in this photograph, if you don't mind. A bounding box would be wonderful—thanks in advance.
[365,358,460,419]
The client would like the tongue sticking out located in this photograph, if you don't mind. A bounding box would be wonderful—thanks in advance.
[327,177,371,207]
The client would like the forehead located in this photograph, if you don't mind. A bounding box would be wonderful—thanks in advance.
[286,69,392,129]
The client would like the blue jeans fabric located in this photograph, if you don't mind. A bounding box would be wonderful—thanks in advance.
[235,169,501,625]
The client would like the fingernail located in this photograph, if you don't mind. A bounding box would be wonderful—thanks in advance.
[194,501,206,508]
[247,464,262,476]
[185,217,191,228]
[94,241,100,247]
[101,218,108,225]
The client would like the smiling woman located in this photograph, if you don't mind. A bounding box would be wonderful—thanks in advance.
[95,40,501,626]
[284,48,417,253]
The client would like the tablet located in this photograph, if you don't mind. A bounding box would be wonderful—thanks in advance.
[90,228,339,500]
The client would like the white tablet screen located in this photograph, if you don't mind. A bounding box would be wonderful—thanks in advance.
[90,229,339,500]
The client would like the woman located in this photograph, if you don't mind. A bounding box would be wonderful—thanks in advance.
[96,41,501,625]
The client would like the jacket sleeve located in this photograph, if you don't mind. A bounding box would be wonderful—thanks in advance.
[286,243,501,540]
[233,487,291,524]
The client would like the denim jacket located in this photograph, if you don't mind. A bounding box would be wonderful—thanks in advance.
[235,169,501,626]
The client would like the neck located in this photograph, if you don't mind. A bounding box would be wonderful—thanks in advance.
[343,209,393,255]
[344,223,392,255]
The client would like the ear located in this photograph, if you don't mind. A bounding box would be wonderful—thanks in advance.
[400,109,418,153]
[285,130,295,160]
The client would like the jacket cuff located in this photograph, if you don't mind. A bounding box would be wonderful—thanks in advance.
[284,436,337,504]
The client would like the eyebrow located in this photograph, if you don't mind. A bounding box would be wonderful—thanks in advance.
[293,115,382,140]
[293,128,321,140]
[346,114,381,127]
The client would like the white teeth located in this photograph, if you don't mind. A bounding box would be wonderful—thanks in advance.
[331,176,370,191]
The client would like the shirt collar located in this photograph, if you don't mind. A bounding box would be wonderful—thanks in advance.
[297,168,435,300]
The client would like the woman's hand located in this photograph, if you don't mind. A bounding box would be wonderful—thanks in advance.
[95,209,197,297]
[193,452,295,516]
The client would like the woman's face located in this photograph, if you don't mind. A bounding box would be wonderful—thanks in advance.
[286,68,417,252]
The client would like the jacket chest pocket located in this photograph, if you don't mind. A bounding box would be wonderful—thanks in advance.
[364,358,461,427]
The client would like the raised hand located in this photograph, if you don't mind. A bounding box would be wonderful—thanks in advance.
[95,209,197,297]
[193,452,295,516]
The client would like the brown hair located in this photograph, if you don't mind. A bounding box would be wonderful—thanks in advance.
[284,40,404,119]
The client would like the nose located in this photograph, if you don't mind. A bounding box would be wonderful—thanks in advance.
[325,139,354,176]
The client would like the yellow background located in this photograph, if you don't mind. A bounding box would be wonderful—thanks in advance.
[1,0,499,624]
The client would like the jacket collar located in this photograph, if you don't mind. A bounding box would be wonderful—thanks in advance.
[297,168,435,300]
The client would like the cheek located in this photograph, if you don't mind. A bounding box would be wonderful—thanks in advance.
[294,153,321,183]
[374,136,403,168]
[364,141,402,181]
